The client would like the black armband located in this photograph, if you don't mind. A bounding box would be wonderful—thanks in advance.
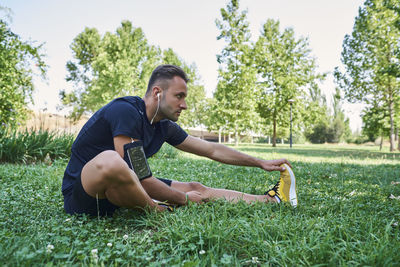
[123,141,152,180]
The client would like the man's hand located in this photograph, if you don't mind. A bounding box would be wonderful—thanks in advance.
[259,158,292,172]
[186,191,207,204]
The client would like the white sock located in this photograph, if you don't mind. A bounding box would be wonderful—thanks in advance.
[274,196,281,203]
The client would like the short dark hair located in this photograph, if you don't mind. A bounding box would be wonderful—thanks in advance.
[146,65,189,95]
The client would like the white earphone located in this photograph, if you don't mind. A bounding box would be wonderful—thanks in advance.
[151,92,161,125]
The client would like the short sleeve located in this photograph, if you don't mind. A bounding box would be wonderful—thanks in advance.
[164,121,188,146]
[103,100,142,139]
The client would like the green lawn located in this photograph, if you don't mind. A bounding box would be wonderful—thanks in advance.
[0,144,399,266]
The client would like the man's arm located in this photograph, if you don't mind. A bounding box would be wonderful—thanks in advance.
[175,136,290,172]
[113,135,202,204]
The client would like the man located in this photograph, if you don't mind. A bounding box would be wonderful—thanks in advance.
[62,64,297,216]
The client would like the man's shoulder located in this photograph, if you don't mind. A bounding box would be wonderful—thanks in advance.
[107,96,144,112]
[112,96,143,106]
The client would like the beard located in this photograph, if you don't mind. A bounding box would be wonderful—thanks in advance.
[159,104,181,122]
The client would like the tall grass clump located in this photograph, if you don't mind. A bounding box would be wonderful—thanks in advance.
[0,127,74,163]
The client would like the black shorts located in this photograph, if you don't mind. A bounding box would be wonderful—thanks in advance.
[63,177,173,216]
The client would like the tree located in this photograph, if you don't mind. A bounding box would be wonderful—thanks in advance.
[361,99,390,146]
[214,0,260,146]
[254,19,325,146]
[334,0,400,151]
[61,21,158,120]
[330,88,352,143]
[0,17,46,128]
[62,21,207,128]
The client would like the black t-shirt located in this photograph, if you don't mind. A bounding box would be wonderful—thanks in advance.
[62,96,188,194]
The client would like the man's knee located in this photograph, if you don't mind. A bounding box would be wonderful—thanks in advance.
[187,181,208,193]
[93,150,134,183]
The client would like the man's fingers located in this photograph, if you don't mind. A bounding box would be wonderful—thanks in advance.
[277,159,292,169]
[269,166,285,172]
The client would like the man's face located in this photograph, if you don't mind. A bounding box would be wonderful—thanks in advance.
[159,76,188,122]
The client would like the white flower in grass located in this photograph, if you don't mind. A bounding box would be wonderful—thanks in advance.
[349,190,356,196]
[65,218,71,222]
[252,257,259,264]
[91,249,99,263]
[123,234,129,240]
[107,242,112,247]
[46,244,54,253]
[199,250,206,255]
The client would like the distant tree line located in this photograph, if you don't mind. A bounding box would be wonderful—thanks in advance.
[1,0,399,150]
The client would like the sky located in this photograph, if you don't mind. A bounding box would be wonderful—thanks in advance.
[2,0,365,131]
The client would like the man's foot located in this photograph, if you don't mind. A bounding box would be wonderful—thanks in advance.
[265,163,297,207]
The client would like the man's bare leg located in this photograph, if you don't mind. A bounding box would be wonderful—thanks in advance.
[81,150,163,211]
[170,181,276,204]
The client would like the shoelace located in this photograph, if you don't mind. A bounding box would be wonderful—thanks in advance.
[265,180,281,196]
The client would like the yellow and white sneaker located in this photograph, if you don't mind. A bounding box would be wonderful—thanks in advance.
[265,163,297,207]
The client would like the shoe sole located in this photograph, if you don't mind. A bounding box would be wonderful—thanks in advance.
[283,163,297,207]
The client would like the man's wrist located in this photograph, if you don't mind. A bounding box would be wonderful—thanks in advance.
[256,158,266,168]
[179,192,188,205]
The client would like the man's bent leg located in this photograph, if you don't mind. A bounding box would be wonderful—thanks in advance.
[81,150,161,211]
[170,181,276,204]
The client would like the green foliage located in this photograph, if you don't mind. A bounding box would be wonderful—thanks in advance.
[0,19,47,128]
[61,21,158,120]
[61,21,207,129]
[362,101,391,141]
[305,88,353,144]
[161,49,208,129]
[254,19,325,146]
[0,145,399,265]
[213,0,260,145]
[334,0,400,151]
[305,114,351,144]
[0,128,74,163]
[151,143,180,159]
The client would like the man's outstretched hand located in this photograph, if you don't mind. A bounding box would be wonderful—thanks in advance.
[260,158,292,172]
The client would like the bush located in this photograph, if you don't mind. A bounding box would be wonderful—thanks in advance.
[0,128,74,163]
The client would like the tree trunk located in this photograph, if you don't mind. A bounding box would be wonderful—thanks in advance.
[397,133,400,150]
[272,119,277,147]
[380,134,383,151]
[218,128,221,143]
[235,131,239,146]
[388,99,396,151]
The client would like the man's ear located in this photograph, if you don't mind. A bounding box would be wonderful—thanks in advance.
[153,86,162,98]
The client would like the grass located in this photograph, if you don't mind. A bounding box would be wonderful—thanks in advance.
[0,144,399,266]
[0,128,74,163]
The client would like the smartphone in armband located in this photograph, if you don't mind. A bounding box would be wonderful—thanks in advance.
[124,141,152,180]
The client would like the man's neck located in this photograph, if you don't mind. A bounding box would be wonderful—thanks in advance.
[143,96,160,124]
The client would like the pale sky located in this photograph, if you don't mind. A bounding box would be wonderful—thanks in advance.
[3,0,365,131]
